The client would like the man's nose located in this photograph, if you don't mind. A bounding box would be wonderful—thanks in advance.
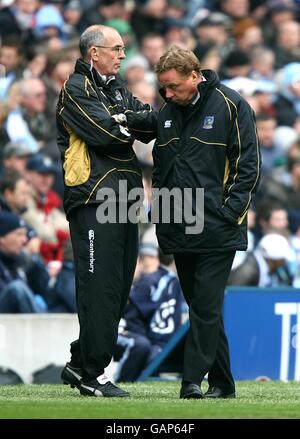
[165,88,174,98]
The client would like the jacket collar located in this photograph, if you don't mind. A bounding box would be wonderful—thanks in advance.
[74,58,127,89]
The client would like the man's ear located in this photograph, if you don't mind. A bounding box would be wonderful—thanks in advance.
[192,70,200,80]
[88,47,99,63]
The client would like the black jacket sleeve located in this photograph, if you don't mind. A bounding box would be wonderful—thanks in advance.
[59,78,134,153]
[125,92,158,143]
[222,100,261,225]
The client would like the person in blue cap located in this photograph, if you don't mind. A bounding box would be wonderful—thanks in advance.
[0,211,45,313]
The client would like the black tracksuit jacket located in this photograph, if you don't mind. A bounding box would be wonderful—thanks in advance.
[152,70,261,253]
[56,58,157,218]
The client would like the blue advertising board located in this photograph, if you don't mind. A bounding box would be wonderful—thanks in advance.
[224,287,300,381]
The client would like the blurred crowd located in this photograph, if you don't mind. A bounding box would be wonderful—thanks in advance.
[1,0,300,316]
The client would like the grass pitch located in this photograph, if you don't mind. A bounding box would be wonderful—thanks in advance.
[0,381,299,419]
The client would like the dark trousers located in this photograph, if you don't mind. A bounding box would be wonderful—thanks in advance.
[68,204,138,381]
[0,280,44,313]
[115,332,162,382]
[174,251,235,391]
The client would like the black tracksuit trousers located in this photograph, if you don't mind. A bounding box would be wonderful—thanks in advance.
[68,204,138,381]
[174,251,235,392]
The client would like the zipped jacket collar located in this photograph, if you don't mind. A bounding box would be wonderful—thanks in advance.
[74,58,127,90]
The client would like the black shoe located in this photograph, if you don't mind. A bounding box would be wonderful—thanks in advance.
[80,379,130,398]
[180,382,204,399]
[61,362,83,388]
[205,386,236,399]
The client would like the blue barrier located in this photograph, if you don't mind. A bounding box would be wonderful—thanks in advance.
[137,287,300,381]
[225,287,300,381]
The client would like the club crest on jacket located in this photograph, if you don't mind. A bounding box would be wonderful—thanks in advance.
[203,116,214,129]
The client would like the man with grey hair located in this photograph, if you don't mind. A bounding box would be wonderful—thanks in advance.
[57,25,156,398]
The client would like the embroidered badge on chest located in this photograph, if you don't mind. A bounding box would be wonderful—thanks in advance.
[203,116,214,129]
[115,90,123,101]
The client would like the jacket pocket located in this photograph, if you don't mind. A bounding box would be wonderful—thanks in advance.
[63,127,91,186]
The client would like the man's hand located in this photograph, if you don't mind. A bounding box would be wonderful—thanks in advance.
[111,113,127,126]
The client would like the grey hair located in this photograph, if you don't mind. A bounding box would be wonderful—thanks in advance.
[19,78,45,96]
[79,26,106,59]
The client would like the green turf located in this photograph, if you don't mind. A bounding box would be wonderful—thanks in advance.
[0,381,299,419]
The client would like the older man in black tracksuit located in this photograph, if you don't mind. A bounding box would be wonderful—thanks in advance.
[151,46,261,399]
[56,25,156,397]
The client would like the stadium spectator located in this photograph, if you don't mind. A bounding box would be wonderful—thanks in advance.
[228,233,294,286]
[35,4,66,44]
[130,0,167,42]
[4,79,47,153]
[0,101,9,151]
[258,139,300,210]
[0,208,76,313]
[192,10,233,59]
[262,0,299,46]
[217,0,250,20]
[123,55,153,87]
[22,47,48,80]
[1,142,32,178]
[45,238,76,313]
[0,37,23,84]
[219,48,251,80]
[22,154,69,264]
[18,78,53,149]
[0,171,30,215]
[273,20,300,69]
[256,201,290,238]
[114,240,183,382]
[130,80,158,167]
[43,54,75,162]
[0,0,39,47]
[275,62,300,129]
[62,0,84,38]
[256,113,281,175]
[80,0,127,31]
[0,37,25,102]
[140,33,166,71]
[162,16,190,48]
[250,46,276,82]
[0,210,45,313]
[233,17,263,51]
